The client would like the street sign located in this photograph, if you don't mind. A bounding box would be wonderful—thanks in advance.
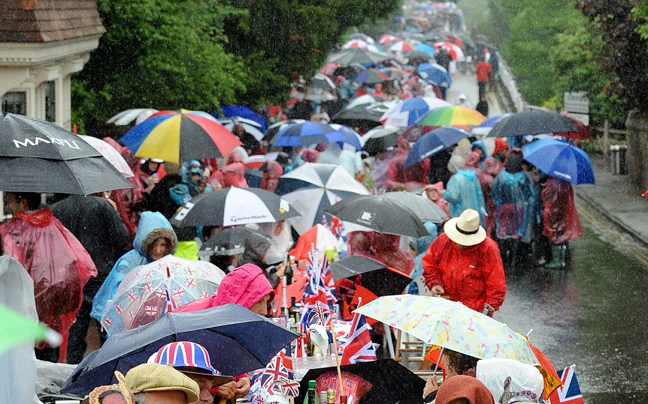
[564,92,589,114]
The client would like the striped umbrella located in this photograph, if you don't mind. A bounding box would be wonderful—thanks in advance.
[389,41,415,52]
[433,42,465,61]
[416,106,486,127]
[120,109,241,164]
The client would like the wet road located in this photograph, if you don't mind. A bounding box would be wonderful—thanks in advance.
[496,200,648,403]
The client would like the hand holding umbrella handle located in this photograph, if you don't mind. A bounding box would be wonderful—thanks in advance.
[431,285,445,296]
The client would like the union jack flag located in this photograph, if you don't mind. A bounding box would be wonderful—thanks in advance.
[144,305,159,316]
[259,349,292,388]
[340,310,375,365]
[549,365,584,404]
[115,304,123,315]
[249,348,298,404]
[300,247,336,332]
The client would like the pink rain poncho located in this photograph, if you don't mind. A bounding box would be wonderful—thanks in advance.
[0,209,97,349]
[541,177,583,244]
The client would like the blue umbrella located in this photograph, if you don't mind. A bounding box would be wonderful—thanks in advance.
[61,304,298,395]
[405,126,472,167]
[417,63,452,88]
[415,43,437,56]
[476,113,513,128]
[216,105,266,131]
[522,139,595,184]
[272,122,335,147]
[328,124,363,150]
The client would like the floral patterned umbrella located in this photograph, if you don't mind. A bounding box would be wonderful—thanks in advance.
[355,294,539,366]
[101,255,225,335]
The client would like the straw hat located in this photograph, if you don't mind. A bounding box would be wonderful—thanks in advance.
[443,209,486,246]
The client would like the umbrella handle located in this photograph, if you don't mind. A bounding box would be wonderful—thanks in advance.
[431,346,444,378]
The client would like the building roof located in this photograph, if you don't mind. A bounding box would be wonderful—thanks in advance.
[0,0,105,43]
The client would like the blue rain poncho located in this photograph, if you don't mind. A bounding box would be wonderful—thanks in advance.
[444,169,487,224]
[91,211,177,321]
[490,168,536,242]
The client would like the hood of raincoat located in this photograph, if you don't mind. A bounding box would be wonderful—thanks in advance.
[415,222,438,255]
[498,170,526,187]
[504,150,523,173]
[456,169,478,182]
[213,263,275,308]
[471,141,487,163]
[135,211,178,257]
[239,232,271,267]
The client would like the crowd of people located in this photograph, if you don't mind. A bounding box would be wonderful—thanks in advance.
[0,2,583,404]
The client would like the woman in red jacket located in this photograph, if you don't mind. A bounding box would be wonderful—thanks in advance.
[422,209,506,316]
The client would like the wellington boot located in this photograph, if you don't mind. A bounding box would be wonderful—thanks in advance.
[545,245,563,269]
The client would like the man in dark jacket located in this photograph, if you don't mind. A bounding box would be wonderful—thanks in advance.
[52,194,130,363]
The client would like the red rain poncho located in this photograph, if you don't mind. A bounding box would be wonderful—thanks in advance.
[541,177,583,244]
[422,233,506,313]
[0,209,97,348]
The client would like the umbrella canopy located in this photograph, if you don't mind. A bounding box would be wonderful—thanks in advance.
[219,105,266,131]
[106,108,159,126]
[343,39,371,49]
[349,32,374,44]
[120,109,242,164]
[361,125,401,155]
[521,139,595,184]
[101,255,226,335]
[555,116,595,139]
[297,359,425,404]
[264,119,307,142]
[379,34,398,44]
[272,122,335,147]
[381,191,449,223]
[405,50,435,62]
[405,126,472,167]
[327,124,363,150]
[417,63,452,88]
[486,110,579,138]
[310,73,336,90]
[331,256,412,297]
[0,114,134,194]
[290,224,342,261]
[324,194,428,238]
[219,117,265,142]
[275,163,369,234]
[331,106,384,129]
[61,304,299,395]
[381,97,451,128]
[353,68,390,85]
[355,295,540,366]
[471,113,513,136]
[171,187,301,227]
[388,40,415,52]
[200,227,270,257]
[415,43,437,56]
[346,94,387,110]
[416,106,486,127]
[327,48,391,66]
[433,41,465,60]
[77,136,134,178]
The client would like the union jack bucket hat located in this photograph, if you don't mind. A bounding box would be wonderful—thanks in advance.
[150,341,234,386]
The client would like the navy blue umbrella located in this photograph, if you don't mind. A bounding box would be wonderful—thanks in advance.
[417,63,452,88]
[61,304,298,395]
[405,126,472,167]
[217,105,266,131]
[272,122,335,147]
[522,139,595,184]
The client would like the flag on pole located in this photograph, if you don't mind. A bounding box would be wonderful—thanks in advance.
[0,304,61,354]
[340,309,376,365]
[299,246,337,332]
[549,365,584,404]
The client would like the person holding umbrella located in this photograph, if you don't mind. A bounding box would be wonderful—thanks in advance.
[422,209,506,317]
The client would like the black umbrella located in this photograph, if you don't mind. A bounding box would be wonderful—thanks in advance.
[381,191,448,224]
[361,125,401,155]
[331,107,384,129]
[61,304,298,395]
[0,114,134,194]
[297,359,426,404]
[171,187,301,227]
[324,194,428,238]
[200,227,270,256]
[331,256,412,297]
[487,110,579,138]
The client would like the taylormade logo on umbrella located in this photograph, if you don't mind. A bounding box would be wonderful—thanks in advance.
[422,145,444,158]
[13,137,83,150]
[228,214,271,224]
[553,171,572,180]
[280,199,290,213]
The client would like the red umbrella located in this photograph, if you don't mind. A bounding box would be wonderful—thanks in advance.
[555,116,595,139]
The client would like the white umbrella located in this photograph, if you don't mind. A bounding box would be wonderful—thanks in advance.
[106,108,159,126]
[78,135,134,178]
[219,117,264,141]
[274,163,370,234]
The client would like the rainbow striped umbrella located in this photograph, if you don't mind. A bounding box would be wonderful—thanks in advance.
[120,109,241,164]
[416,106,486,127]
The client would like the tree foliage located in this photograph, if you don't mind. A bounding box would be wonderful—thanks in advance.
[577,0,648,114]
[73,0,402,130]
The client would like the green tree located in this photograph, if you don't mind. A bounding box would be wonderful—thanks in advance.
[74,0,247,130]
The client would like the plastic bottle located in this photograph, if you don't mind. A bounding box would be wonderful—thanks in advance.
[306,380,319,404]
